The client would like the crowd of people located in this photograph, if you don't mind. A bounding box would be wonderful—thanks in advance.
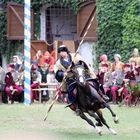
[97,48,140,104]
[0,50,56,104]
[0,46,140,105]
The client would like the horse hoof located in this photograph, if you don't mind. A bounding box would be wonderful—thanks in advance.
[114,116,119,124]
[95,126,102,135]
[109,128,117,135]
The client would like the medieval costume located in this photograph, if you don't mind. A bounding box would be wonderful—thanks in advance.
[5,64,23,104]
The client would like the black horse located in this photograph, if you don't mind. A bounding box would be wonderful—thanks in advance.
[67,61,119,135]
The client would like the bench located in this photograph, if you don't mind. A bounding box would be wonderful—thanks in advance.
[32,83,57,103]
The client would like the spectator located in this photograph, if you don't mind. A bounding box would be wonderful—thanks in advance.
[38,63,50,101]
[129,48,140,66]
[32,50,44,67]
[0,66,6,103]
[5,64,23,104]
[43,51,55,72]
[111,54,124,72]
[99,54,111,70]
[31,64,41,102]
[111,70,124,104]
[12,55,22,71]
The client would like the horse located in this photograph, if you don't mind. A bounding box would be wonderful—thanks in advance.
[66,61,119,135]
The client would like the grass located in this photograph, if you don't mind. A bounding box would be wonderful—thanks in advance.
[0,103,140,140]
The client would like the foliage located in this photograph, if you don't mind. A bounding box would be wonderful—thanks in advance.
[96,0,138,63]
[122,0,140,59]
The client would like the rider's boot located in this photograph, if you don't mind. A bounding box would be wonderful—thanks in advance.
[99,84,109,102]
[65,102,80,116]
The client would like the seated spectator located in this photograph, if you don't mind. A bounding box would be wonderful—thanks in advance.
[5,64,23,104]
[111,70,124,104]
[129,48,140,66]
[43,51,55,72]
[0,66,6,103]
[97,64,112,101]
[134,67,140,85]
[111,54,124,72]
[32,50,44,67]
[118,64,132,100]
[31,64,41,102]
[130,60,137,72]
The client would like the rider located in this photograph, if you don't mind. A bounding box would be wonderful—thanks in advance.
[55,45,107,110]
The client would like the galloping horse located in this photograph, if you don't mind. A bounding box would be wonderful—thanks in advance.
[67,61,119,135]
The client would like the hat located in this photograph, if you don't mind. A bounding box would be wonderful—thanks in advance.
[58,45,69,53]
[124,64,131,68]
[100,54,107,61]
[8,64,15,69]
[101,64,108,67]
[114,54,121,60]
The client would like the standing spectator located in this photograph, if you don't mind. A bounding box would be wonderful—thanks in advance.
[111,54,124,72]
[38,63,50,101]
[12,55,22,71]
[129,48,140,66]
[99,54,111,70]
[43,51,55,72]
[101,64,112,93]
[32,50,44,67]
[5,64,23,104]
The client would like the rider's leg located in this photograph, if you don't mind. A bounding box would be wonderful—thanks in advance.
[90,79,109,102]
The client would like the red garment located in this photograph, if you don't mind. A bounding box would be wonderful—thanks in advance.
[5,72,15,87]
[125,71,135,81]
[43,56,55,71]
[5,72,23,102]
[97,72,105,86]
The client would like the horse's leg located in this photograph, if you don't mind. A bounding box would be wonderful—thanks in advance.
[103,102,119,124]
[79,111,102,135]
[88,110,103,127]
[96,110,117,135]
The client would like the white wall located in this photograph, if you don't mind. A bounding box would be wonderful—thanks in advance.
[78,42,96,70]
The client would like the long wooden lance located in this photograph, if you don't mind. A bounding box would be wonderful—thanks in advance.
[44,7,96,121]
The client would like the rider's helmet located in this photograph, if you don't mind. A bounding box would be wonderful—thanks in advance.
[57,45,69,53]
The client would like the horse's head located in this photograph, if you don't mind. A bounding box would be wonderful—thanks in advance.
[70,61,87,85]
